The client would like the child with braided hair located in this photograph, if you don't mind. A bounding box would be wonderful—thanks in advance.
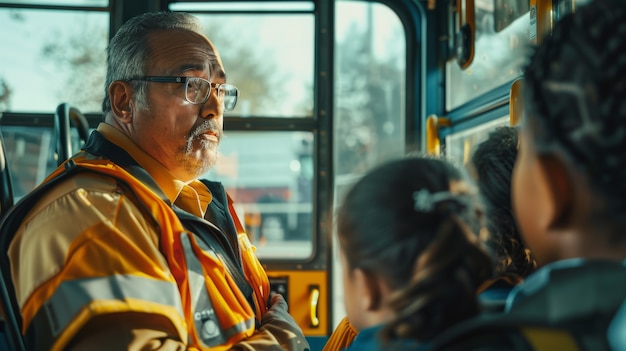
[470,126,536,311]
[431,1,626,349]
[334,156,493,350]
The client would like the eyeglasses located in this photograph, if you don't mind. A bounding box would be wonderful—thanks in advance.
[133,76,239,111]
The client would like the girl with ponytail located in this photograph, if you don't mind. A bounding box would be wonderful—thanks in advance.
[335,156,493,350]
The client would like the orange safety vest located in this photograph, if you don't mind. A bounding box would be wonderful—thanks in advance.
[5,133,270,351]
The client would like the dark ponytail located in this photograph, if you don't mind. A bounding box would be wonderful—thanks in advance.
[382,196,492,341]
[337,157,493,343]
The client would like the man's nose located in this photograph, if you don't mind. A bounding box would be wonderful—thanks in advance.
[200,88,223,119]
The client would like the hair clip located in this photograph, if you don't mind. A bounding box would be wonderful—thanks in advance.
[413,189,458,213]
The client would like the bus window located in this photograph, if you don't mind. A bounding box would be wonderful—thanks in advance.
[0,126,56,199]
[0,124,88,200]
[204,131,314,259]
[444,116,509,166]
[170,3,315,118]
[446,0,529,110]
[334,1,406,182]
[333,0,407,326]
[494,0,529,32]
[0,8,108,114]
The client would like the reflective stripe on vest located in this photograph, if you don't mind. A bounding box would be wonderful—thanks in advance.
[181,232,254,347]
[27,275,183,351]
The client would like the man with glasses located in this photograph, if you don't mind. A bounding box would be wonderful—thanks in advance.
[4,11,309,351]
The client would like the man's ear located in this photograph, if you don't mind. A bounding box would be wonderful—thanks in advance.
[109,81,134,123]
[537,154,573,229]
[354,268,383,312]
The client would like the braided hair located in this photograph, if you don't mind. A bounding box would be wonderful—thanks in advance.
[336,157,492,342]
[523,0,626,242]
[471,127,536,279]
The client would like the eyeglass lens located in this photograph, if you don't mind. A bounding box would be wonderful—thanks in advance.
[185,78,238,110]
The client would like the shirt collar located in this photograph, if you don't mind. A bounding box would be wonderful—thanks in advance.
[174,180,213,217]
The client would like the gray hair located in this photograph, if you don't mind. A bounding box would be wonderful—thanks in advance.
[102,12,204,115]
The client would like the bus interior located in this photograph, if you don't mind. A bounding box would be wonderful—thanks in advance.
[0,0,589,350]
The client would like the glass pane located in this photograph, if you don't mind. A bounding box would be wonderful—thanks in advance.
[0,0,107,6]
[174,10,315,118]
[204,131,314,259]
[0,9,108,113]
[494,0,529,32]
[1,125,89,199]
[334,1,406,181]
[446,0,529,110]
[444,116,510,166]
[332,0,407,326]
[1,126,56,200]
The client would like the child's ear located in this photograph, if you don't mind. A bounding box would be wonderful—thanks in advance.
[537,154,572,229]
[354,268,383,311]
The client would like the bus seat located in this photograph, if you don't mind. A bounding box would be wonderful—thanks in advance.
[55,102,90,165]
[0,130,25,351]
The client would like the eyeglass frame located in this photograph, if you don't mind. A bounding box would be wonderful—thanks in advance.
[128,76,239,111]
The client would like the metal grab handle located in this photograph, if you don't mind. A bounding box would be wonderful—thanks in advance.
[426,115,451,155]
[55,103,90,165]
[309,286,320,328]
[0,133,14,218]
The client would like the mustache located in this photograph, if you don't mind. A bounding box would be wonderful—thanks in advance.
[188,120,222,141]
